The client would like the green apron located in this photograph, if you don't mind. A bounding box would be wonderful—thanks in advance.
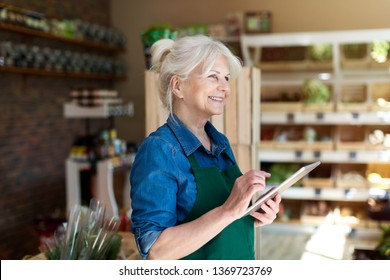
[180,153,255,260]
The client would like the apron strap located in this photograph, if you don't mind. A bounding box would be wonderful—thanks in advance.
[187,153,200,169]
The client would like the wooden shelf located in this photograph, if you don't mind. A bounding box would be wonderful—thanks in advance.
[281,187,369,202]
[257,149,390,164]
[0,65,126,80]
[0,22,125,53]
[64,102,134,118]
[261,111,390,125]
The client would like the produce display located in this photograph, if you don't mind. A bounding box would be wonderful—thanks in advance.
[301,79,331,105]
[371,40,390,63]
[308,44,332,61]
[342,43,367,59]
[267,163,301,184]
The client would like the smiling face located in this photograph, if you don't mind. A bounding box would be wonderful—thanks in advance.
[173,54,231,124]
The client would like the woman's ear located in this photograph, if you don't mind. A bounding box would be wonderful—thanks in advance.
[170,75,184,99]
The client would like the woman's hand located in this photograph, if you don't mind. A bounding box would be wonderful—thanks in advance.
[251,193,282,227]
[221,170,271,220]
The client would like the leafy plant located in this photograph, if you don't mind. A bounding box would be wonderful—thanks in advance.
[371,40,390,63]
[301,79,331,105]
[268,163,301,184]
[42,199,122,260]
[308,44,332,61]
[376,224,390,257]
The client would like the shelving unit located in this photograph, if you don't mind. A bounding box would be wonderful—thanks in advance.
[0,13,126,80]
[64,102,134,218]
[240,28,390,228]
[64,102,134,118]
[0,65,126,80]
[0,6,133,218]
[0,22,125,52]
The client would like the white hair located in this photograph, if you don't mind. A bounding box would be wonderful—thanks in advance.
[150,35,242,115]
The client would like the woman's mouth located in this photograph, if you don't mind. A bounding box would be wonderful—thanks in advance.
[209,96,223,102]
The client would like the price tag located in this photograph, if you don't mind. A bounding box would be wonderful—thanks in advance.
[316,112,324,121]
[313,151,321,159]
[287,113,294,123]
[349,151,357,160]
[351,112,359,120]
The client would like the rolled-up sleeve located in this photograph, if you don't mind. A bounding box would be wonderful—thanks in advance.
[130,136,181,258]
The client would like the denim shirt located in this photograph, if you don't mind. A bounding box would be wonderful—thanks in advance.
[130,114,237,259]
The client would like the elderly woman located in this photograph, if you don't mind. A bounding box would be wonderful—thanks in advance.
[130,35,281,260]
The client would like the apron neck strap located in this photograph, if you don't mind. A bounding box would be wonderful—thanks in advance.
[187,153,200,168]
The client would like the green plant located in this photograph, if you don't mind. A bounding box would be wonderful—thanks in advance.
[141,23,178,48]
[301,79,331,105]
[376,224,390,257]
[268,163,301,184]
[308,44,332,61]
[371,40,390,63]
[42,200,123,260]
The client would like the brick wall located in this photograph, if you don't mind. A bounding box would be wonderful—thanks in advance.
[0,0,115,259]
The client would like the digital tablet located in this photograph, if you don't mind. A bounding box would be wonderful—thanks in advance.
[242,161,321,217]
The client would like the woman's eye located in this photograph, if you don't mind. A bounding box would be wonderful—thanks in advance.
[208,74,218,80]
[225,76,230,82]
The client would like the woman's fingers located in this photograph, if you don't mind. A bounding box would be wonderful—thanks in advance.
[241,170,270,189]
[251,193,282,227]
[223,169,271,218]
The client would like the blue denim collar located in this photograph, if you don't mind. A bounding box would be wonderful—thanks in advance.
[167,114,229,157]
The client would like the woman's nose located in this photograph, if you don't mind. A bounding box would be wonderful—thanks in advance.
[217,79,230,91]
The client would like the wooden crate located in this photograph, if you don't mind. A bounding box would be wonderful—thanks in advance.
[369,44,390,70]
[303,177,334,188]
[369,59,390,70]
[260,85,302,112]
[367,163,390,189]
[302,82,334,112]
[337,84,369,112]
[300,201,332,224]
[307,44,333,71]
[303,163,335,188]
[369,83,390,111]
[257,46,308,71]
[366,125,390,150]
[272,125,305,150]
[258,61,308,72]
[303,102,334,112]
[339,43,370,70]
[261,102,303,112]
[307,61,333,71]
[259,125,277,149]
[335,163,368,189]
[335,125,367,150]
[302,125,334,151]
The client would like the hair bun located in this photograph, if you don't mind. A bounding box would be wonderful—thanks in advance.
[151,38,175,71]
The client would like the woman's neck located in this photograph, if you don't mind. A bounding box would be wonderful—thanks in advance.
[175,112,211,151]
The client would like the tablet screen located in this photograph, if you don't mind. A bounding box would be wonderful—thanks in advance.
[242,161,321,217]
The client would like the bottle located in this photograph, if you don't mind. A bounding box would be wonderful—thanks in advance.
[109,128,122,157]
[95,130,110,159]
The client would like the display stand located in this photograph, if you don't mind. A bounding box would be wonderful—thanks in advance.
[65,158,132,218]
[64,102,134,218]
